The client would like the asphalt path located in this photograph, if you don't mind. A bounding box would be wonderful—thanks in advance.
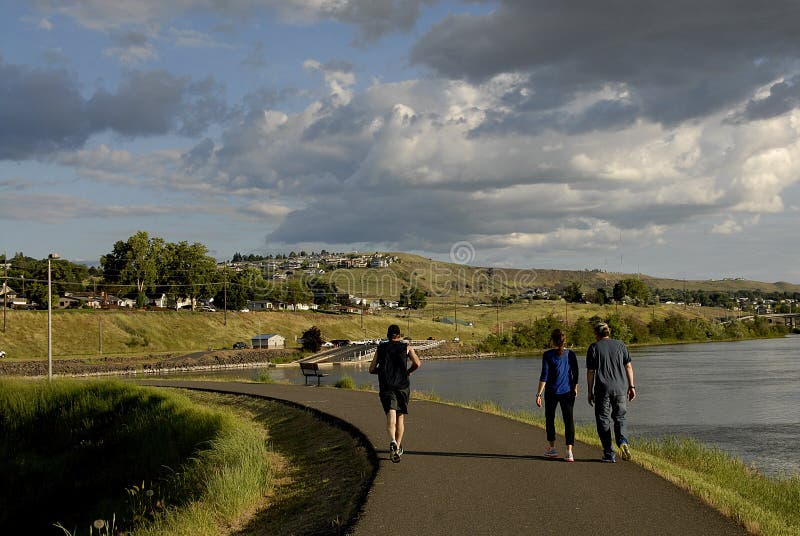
[141,380,747,536]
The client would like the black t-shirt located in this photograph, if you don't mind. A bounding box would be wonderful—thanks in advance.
[376,340,410,391]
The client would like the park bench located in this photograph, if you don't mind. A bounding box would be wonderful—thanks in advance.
[300,362,328,386]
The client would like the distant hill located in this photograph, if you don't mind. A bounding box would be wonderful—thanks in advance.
[323,252,800,299]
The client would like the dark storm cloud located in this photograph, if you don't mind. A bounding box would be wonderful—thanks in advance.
[268,190,483,247]
[469,99,639,137]
[0,59,227,160]
[86,71,226,137]
[735,75,800,122]
[323,0,436,43]
[411,1,800,125]
[0,58,90,159]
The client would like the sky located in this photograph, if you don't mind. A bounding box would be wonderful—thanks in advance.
[2,1,800,284]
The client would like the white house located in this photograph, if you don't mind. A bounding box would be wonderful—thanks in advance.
[251,333,285,349]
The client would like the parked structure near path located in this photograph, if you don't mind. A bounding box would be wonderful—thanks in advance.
[251,333,285,349]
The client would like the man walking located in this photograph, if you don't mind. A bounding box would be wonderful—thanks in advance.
[369,324,421,463]
[586,322,636,463]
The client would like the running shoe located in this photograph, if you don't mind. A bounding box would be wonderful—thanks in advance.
[620,443,632,461]
[390,441,401,463]
[601,453,617,463]
[544,446,559,458]
[564,451,574,462]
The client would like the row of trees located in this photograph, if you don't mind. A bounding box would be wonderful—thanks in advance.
[101,232,219,308]
[1,252,97,307]
[479,313,791,353]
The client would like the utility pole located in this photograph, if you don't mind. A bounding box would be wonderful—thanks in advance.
[454,301,458,335]
[99,316,103,355]
[223,266,228,326]
[3,253,7,334]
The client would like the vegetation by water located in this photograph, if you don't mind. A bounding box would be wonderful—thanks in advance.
[477,311,790,353]
[408,392,800,536]
[0,379,271,535]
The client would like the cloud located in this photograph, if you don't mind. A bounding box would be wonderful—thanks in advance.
[411,1,800,126]
[0,59,90,159]
[735,76,800,122]
[0,191,194,223]
[103,30,158,65]
[35,0,432,41]
[242,42,268,69]
[0,59,227,160]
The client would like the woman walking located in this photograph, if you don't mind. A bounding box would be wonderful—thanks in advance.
[536,328,579,461]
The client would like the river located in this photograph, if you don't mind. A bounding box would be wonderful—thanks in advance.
[170,336,800,478]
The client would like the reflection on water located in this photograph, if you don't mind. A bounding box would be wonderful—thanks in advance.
[164,336,800,477]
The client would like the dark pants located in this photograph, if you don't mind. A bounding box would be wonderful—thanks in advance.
[594,392,628,457]
[544,391,576,445]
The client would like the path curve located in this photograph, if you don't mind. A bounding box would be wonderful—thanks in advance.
[141,381,747,536]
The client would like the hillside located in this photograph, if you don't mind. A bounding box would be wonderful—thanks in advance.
[0,301,733,360]
[321,252,800,300]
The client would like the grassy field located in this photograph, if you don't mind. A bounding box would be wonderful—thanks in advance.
[0,301,737,360]
[0,379,272,535]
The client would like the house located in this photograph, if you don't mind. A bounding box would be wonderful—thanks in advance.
[106,295,136,308]
[58,295,81,308]
[251,333,286,349]
[248,300,275,311]
[173,296,195,309]
[1,283,17,307]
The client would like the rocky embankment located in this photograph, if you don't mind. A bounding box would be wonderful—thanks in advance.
[0,349,299,378]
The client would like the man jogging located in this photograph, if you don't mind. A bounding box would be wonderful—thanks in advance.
[369,324,421,463]
[586,322,636,463]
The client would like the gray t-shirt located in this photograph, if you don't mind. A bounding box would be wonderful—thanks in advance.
[586,338,631,396]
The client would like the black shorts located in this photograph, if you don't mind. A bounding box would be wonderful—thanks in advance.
[379,388,410,415]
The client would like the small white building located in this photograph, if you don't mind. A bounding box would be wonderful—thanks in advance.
[251,333,286,349]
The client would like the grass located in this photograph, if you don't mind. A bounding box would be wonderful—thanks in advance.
[0,301,740,361]
[408,390,800,536]
[334,374,356,389]
[180,391,375,535]
[0,379,271,535]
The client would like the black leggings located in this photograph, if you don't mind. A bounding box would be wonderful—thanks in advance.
[544,391,576,445]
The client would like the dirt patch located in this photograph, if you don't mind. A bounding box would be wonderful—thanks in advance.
[0,349,300,377]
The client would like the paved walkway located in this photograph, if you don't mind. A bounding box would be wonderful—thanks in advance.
[142,381,747,536]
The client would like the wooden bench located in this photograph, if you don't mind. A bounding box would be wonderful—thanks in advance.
[300,362,328,386]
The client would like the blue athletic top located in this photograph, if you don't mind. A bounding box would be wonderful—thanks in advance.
[540,348,579,395]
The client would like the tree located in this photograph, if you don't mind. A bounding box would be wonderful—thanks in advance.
[301,326,323,352]
[563,281,583,303]
[307,278,339,306]
[101,231,164,307]
[400,286,427,309]
[162,241,218,308]
[613,278,652,305]
[213,266,258,311]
